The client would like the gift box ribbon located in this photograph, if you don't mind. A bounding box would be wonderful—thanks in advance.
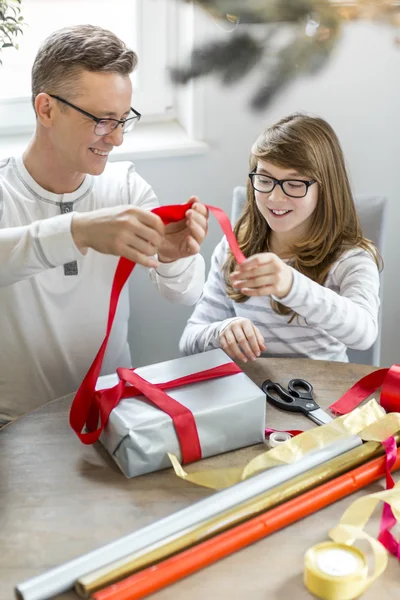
[70,203,246,464]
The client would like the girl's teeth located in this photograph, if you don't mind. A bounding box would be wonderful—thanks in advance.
[271,209,289,215]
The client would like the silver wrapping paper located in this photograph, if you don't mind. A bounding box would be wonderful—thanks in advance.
[97,349,266,477]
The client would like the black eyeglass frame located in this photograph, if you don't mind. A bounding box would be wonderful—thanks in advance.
[47,94,141,135]
[248,171,317,199]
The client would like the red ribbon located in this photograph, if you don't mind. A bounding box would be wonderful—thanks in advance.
[329,364,400,415]
[378,435,400,559]
[329,366,400,559]
[70,203,245,464]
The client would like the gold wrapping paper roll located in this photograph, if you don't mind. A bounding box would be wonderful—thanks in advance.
[75,432,400,598]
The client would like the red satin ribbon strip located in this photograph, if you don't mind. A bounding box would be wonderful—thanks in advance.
[329,364,400,415]
[70,203,245,463]
[328,364,400,559]
[378,435,400,559]
[265,427,303,438]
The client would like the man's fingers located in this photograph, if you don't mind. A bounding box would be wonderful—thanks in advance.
[124,233,160,258]
[185,237,200,255]
[190,201,208,218]
[185,220,207,245]
[124,246,159,268]
[134,209,165,236]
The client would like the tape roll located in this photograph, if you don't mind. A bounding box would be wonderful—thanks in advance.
[268,431,292,448]
[304,541,368,600]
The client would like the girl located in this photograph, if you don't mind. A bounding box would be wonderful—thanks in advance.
[179,113,381,363]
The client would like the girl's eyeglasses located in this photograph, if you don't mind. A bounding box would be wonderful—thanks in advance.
[249,171,316,199]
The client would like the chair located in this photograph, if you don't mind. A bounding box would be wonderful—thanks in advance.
[231,186,387,366]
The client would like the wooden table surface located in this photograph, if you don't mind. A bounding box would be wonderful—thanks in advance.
[0,357,397,600]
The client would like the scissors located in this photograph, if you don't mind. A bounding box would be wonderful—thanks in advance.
[261,378,332,426]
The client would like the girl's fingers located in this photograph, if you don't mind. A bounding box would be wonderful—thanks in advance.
[240,285,276,297]
[233,274,276,290]
[254,325,267,351]
[232,325,257,361]
[220,329,249,362]
[241,320,263,357]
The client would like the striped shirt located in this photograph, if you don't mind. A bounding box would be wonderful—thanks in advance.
[179,237,380,362]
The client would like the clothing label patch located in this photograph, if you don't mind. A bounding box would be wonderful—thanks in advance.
[60,201,78,276]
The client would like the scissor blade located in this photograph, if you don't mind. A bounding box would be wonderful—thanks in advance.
[308,408,333,426]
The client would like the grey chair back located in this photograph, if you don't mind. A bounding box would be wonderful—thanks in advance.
[231,186,387,366]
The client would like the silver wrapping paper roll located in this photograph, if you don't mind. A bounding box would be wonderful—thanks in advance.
[16,434,362,600]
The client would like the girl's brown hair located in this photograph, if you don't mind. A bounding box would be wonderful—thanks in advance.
[224,113,380,317]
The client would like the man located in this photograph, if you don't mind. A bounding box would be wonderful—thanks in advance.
[0,25,208,425]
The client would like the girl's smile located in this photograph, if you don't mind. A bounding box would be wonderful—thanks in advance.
[268,207,293,218]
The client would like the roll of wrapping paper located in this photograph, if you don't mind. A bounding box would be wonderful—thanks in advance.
[15,436,364,600]
[15,402,395,600]
[76,433,400,597]
[91,446,400,600]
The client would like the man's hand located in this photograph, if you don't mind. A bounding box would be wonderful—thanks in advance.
[157,197,208,263]
[71,205,165,268]
[219,318,266,363]
[231,253,293,298]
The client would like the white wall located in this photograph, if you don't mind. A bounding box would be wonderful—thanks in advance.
[128,17,400,368]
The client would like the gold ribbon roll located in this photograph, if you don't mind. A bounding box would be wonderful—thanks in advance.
[304,483,400,599]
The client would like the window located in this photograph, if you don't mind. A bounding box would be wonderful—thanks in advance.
[0,0,176,135]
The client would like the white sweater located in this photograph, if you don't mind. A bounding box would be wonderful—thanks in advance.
[179,237,380,362]
[0,156,205,423]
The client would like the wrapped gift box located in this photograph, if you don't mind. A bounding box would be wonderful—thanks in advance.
[97,349,266,478]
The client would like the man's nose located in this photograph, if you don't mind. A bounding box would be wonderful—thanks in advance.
[104,124,124,147]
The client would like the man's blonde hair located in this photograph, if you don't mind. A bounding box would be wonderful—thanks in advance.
[31,24,137,106]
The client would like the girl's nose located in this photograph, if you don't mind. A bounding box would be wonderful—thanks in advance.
[269,184,287,201]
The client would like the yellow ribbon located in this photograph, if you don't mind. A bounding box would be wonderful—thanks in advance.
[304,484,400,600]
[169,400,400,489]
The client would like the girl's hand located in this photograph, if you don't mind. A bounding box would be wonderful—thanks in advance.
[231,253,293,298]
[219,318,266,363]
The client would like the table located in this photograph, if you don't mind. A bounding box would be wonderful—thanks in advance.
[0,357,397,600]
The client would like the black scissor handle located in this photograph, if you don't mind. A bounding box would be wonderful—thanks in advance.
[287,378,314,399]
[261,378,319,416]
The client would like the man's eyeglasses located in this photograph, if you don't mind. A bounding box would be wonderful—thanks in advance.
[48,94,141,136]
[249,171,317,199]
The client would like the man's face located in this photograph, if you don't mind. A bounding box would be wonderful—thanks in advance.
[49,70,133,176]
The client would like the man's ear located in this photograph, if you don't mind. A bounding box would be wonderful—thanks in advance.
[35,93,55,128]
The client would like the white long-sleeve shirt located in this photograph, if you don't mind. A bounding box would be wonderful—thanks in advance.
[0,156,205,423]
[179,237,380,362]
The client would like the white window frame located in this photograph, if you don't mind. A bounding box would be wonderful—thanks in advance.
[0,0,177,135]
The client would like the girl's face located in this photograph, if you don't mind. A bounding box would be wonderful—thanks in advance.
[253,159,319,245]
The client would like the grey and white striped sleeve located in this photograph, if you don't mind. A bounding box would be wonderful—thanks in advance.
[179,238,239,355]
[275,249,380,350]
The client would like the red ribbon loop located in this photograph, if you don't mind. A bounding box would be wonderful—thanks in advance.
[69,203,245,463]
[329,364,400,415]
